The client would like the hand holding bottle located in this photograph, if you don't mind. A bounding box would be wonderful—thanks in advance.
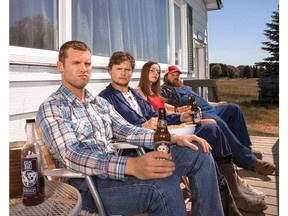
[125,151,175,180]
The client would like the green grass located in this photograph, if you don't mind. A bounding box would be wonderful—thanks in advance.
[216,78,279,137]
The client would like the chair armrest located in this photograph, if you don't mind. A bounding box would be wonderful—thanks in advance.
[44,168,85,178]
[111,139,146,155]
[113,142,139,149]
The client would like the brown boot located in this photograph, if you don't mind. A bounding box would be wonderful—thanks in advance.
[218,159,268,213]
[249,159,276,175]
[249,147,263,160]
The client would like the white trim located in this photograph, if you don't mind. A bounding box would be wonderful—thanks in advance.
[171,0,188,71]
[168,0,175,65]
[9,46,58,66]
[59,0,72,44]
[180,2,188,72]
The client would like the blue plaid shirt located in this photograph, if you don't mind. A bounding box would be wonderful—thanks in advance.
[36,85,154,181]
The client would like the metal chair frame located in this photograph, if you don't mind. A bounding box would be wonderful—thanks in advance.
[42,140,146,216]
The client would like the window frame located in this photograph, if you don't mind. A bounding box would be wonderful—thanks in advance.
[173,0,188,71]
[9,0,189,71]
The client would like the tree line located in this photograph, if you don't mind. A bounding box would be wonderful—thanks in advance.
[209,63,267,79]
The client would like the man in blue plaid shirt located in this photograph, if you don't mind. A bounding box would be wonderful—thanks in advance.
[36,40,223,215]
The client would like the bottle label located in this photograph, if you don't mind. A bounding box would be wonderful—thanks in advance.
[194,112,201,123]
[21,157,40,198]
[157,120,167,127]
[155,141,170,154]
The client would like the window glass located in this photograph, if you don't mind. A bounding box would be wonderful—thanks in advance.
[9,0,58,50]
[72,0,168,63]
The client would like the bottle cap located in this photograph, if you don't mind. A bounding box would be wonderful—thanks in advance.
[26,119,36,123]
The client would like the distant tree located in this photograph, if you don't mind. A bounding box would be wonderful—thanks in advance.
[209,63,246,78]
[226,65,239,78]
[234,67,240,78]
[252,66,260,78]
[243,66,253,78]
[221,64,228,77]
[210,64,222,78]
[237,65,246,78]
[256,6,279,104]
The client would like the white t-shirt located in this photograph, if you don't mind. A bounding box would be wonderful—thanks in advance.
[122,91,143,117]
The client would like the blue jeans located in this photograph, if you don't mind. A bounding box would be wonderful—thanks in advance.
[68,143,224,216]
[194,123,232,160]
[203,104,257,169]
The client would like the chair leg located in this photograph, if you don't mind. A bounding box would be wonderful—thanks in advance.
[181,176,191,204]
[85,176,106,216]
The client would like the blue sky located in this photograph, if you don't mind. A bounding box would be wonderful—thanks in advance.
[208,0,279,66]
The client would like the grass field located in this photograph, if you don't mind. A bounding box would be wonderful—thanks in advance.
[216,78,279,137]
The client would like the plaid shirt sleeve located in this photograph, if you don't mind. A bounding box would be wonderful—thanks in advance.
[161,83,181,108]
[36,86,154,181]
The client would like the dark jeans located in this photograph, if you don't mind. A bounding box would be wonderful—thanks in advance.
[203,104,256,169]
[68,142,223,216]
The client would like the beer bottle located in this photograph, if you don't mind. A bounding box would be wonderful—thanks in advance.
[188,94,202,127]
[154,108,171,159]
[21,119,45,206]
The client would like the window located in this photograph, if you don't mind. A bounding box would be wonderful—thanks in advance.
[9,0,58,50]
[9,0,190,68]
[72,0,168,63]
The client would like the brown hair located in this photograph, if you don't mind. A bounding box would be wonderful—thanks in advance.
[138,61,162,99]
[108,51,135,71]
[58,40,91,63]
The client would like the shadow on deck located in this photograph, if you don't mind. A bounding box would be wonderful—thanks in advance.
[237,136,279,216]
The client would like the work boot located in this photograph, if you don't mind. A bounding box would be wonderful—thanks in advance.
[249,147,263,160]
[217,157,268,213]
[249,159,276,175]
[219,175,242,216]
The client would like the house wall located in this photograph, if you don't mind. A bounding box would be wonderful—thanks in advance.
[9,0,213,142]
[188,0,210,79]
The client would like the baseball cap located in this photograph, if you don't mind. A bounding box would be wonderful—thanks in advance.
[164,65,182,76]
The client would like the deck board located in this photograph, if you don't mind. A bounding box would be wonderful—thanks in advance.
[237,136,279,216]
[185,136,279,216]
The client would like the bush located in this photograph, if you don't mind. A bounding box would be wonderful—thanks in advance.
[210,64,222,78]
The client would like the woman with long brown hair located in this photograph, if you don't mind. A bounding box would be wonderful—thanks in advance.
[135,61,189,114]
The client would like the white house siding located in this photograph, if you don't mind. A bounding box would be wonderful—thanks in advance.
[187,0,210,79]
[9,0,220,142]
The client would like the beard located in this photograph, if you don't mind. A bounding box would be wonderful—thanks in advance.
[166,78,183,87]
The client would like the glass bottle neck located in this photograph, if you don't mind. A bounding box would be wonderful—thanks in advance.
[158,108,167,121]
[25,122,37,144]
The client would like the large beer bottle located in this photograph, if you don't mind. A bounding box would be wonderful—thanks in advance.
[154,108,171,158]
[188,94,202,127]
[21,119,45,206]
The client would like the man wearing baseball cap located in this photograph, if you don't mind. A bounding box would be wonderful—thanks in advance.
[161,65,275,177]
[163,65,182,84]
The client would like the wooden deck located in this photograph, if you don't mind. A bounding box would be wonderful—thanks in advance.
[237,136,279,216]
[185,135,279,216]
